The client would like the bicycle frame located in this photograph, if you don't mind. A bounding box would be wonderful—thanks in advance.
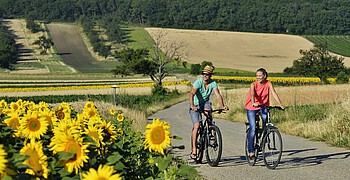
[195,109,224,166]
[245,106,283,169]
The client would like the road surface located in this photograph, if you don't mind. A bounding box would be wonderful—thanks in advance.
[149,101,350,180]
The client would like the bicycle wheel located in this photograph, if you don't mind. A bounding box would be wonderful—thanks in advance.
[262,128,282,169]
[206,125,222,166]
[245,127,258,166]
[195,127,205,163]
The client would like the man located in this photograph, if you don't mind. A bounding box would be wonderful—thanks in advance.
[189,65,229,159]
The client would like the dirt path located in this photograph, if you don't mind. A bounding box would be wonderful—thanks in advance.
[150,101,350,180]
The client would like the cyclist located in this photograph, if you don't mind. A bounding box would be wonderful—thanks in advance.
[189,65,229,160]
[244,68,284,160]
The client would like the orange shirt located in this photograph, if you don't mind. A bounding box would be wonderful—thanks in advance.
[245,81,270,110]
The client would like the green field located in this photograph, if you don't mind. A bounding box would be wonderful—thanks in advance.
[304,35,350,57]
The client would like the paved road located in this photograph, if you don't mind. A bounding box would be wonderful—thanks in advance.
[149,101,350,180]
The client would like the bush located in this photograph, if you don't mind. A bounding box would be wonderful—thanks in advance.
[190,64,201,75]
[336,71,349,84]
[152,85,168,96]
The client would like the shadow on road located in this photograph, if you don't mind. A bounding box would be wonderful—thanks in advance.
[277,148,350,169]
[215,155,247,167]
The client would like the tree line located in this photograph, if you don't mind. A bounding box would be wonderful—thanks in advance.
[0,24,17,69]
[0,0,350,35]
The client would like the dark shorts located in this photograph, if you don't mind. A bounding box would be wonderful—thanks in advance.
[189,101,212,125]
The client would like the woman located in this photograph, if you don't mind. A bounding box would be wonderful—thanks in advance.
[244,68,284,160]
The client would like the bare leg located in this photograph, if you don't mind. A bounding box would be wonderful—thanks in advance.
[191,122,200,155]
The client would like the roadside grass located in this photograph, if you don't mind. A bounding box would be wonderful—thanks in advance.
[215,83,350,149]
[304,35,350,57]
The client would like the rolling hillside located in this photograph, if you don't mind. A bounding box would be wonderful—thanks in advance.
[146,28,350,73]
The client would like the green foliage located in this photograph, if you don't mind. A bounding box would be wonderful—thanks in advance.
[336,71,349,84]
[151,85,168,96]
[0,92,182,112]
[190,64,201,75]
[0,25,17,69]
[305,35,350,57]
[33,36,54,54]
[200,61,213,71]
[25,18,41,33]
[112,48,156,77]
[284,44,346,83]
[2,0,350,35]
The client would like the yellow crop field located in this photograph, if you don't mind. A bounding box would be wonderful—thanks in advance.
[145,28,350,73]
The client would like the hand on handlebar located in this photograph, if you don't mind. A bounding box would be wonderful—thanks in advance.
[191,106,198,111]
[223,105,229,111]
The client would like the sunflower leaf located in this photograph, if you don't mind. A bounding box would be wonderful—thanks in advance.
[13,153,29,163]
[58,151,75,161]
[114,161,126,170]
[155,155,172,171]
[58,168,70,177]
[107,152,122,165]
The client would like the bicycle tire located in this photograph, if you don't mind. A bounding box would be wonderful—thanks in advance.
[195,127,205,163]
[262,128,282,169]
[206,125,222,166]
[245,127,258,166]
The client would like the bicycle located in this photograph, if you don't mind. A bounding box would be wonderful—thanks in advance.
[245,106,284,169]
[193,109,225,167]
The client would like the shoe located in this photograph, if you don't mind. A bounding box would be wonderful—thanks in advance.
[248,153,256,160]
[190,152,197,160]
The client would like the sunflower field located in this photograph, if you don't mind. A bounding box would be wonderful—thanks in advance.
[213,76,337,85]
[0,99,196,180]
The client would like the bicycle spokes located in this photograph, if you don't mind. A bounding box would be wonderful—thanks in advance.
[262,129,282,169]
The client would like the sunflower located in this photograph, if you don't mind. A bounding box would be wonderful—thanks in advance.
[84,101,95,109]
[83,108,99,119]
[116,128,123,136]
[55,108,71,121]
[0,144,8,175]
[82,164,121,180]
[20,140,49,179]
[4,111,21,130]
[50,133,89,174]
[0,99,7,108]
[116,113,124,122]
[84,125,103,147]
[20,110,48,140]
[99,120,117,142]
[144,118,171,155]
[39,108,55,125]
[9,101,22,113]
[109,108,116,115]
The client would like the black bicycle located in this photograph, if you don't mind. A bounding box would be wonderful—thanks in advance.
[194,109,224,167]
[245,106,284,169]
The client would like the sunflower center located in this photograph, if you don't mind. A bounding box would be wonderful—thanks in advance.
[150,127,165,144]
[28,118,41,131]
[56,110,65,120]
[98,178,108,180]
[66,141,81,161]
[9,118,20,128]
[25,149,42,171]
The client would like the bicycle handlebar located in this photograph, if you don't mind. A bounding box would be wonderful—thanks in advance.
[255,105,284,111]
[199,109,227,114]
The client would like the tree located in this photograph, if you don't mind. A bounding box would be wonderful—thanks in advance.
[146,30,187,86]
[111,48,153,77]
[33,36,54,54]
[284,44,346,83]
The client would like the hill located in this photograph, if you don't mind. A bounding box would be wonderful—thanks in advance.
[146,28,350,73]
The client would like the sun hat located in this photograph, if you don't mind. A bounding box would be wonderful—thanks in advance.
[202,65,214,74]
